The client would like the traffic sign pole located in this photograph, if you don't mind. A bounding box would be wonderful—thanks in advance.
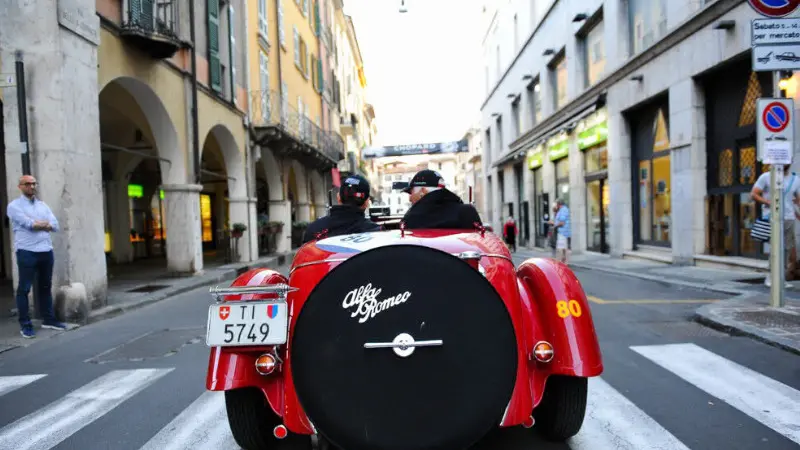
[770,71,786,308]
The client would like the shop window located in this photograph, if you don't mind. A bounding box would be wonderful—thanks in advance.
[584,145,608,173]
[555,158,570,205]
[718,149,733,187]
[201,194,213,242]
[738,72,762,127]
[740,146,757,185]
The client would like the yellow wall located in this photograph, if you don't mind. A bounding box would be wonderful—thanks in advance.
[282,0,322,124]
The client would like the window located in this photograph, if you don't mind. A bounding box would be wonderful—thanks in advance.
[512,99,522,139]
[513,14,519,52]
[495,115,503,157]
[551,54,567,109]
[293,27,300,65]
[311,54,318,90]
[495,45,501,79]
[259,50,269,119]
[257,0,268,37]
[303,0,309,16]
[585,21,605,87]
[278,0,285,46]
[629,0,667,55]
[527,80,542,126]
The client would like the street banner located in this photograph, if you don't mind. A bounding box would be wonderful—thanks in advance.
[362,139,469,158]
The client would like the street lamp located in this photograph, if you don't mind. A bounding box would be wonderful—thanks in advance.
[399,0,408,13]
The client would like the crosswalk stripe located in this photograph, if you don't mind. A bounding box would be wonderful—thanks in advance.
[567,377,692,450]
[139,391,239,450]
[0,375,46,398]
[0,368,172,450]
[631,343,800,445]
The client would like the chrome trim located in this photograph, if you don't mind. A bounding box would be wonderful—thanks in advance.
[209,284,297,302]
[482,253,514,263]
[533,341,554,363]
[289,258,349,274]
[458,251,482,260]
[364,332,443,358]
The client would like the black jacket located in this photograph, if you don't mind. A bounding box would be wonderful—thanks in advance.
[402,189,482,230]
[302,205,381,244]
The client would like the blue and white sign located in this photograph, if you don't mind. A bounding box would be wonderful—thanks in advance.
[748,0,800,18]
[757,97,795,162]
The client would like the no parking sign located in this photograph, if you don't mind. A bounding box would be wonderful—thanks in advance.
[757,97,795,164]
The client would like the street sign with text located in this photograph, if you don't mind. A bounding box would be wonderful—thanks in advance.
[757,97,795,162]
[752,44,800,70]
[752,18,800,45]
[748,0,800,18]
[0,74,15,88]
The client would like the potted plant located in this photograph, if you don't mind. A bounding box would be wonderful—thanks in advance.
[268,221,284,234]
[231,222,247,238]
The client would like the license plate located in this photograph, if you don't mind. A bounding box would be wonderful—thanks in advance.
[206,301,288,347]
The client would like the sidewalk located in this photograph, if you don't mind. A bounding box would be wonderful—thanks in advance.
[0,251,295,354]
[515,248,800,355]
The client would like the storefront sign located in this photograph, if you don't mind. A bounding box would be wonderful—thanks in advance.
[528,146,544,169]
[577,109,608,150]
[548,133,570,161]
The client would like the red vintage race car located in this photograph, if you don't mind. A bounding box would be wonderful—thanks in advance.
[205,226,603,450]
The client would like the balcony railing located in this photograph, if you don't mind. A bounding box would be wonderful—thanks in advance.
[250,90,345,163]
[120,0,181,59]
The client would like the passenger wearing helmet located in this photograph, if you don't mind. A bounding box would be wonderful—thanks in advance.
[401,169,482,230]
[302,174,381,244]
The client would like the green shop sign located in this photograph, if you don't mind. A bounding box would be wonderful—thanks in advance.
[548,134,569,161]
[527,147,544,169]
[577,122,608,150]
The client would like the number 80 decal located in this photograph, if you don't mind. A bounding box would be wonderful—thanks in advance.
[556,300,582,318]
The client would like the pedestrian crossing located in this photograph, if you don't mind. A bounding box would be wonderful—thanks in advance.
[0,343,797,450]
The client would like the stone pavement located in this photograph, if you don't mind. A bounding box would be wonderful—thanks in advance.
[0,251,295,355]
[514,248,800,355]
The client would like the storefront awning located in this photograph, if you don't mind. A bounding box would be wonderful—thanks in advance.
[491,148,528,168]
[508,93,606,155]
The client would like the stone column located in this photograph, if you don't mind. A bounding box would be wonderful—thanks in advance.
[248,198,259,260]
[668,79,706,264]
[314,203,328,220]
[161,184,203,273]
[296,202,311,222]
[2,0,108,320]
[568,135,587,254]
[108,180,134,264]
[607,106,634,257]
[269,200,292,253]
[228,196,256,262]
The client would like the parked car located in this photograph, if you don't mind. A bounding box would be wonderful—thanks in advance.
[205,226,604,450]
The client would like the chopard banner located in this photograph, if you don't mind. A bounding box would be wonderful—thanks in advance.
[362,139,469,158]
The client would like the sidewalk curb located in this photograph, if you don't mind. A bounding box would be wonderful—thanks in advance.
[692,295,800,356]
[88,252,294,323]
[566,262,750,296]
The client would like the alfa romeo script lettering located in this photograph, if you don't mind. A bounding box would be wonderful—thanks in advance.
[342,283,411,324]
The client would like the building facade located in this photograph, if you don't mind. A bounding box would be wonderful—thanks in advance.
[481,0,798,268]
[462,124,485,219]
[0,0,373,320]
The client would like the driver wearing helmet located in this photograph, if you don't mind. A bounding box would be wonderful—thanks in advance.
[302,174,381,244]
[401,169,482,229]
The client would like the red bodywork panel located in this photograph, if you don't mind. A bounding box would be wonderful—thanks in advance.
[206,229,603,434]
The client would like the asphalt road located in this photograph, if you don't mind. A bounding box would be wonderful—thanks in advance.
[0,253,798,450]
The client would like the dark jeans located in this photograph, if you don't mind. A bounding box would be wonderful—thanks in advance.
[16,249,56,327]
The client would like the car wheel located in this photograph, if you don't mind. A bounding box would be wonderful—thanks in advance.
[533,375,588,441]
[225,388,289,450]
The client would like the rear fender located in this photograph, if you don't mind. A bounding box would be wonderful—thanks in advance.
[517,258,603,379]
[205,268,289,418]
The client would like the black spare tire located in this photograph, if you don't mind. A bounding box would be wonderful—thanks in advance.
[290,244,518,450]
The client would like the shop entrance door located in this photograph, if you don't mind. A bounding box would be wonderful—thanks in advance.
[586,176,609,253]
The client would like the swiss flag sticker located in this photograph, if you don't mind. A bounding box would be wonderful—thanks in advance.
[219,306,230,320]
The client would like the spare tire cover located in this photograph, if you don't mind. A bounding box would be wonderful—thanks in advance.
[291,244,518,450]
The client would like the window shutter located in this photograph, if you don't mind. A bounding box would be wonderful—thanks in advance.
[278,0,285,45]
[314,1,321,36]
[317,58,323,93]
[228,3,236,103]
[207,0,221,93]
[140,0,154,31]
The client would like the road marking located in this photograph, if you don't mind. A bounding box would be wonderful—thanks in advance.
[0,368,172,450]
[568,377,691,450]
[0,375,46,398]
[139,391,240,450]
[586,296,718,305]
[631,343,800,445]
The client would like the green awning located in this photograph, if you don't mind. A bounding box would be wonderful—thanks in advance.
[577,122,608,150]
[548,134,569,161]
[528,147,544,169]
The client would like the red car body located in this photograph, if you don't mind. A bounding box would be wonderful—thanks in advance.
[206,228,603,450]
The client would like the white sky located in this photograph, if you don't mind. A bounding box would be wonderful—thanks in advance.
[343,0,484,147]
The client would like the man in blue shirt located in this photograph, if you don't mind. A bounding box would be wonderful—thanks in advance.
[7,175,66,338]
[549,198,571,263]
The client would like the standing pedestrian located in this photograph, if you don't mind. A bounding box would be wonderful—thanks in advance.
[548,198,571,263]
[750,164,800,287]
[7,175,66,338]
[503,216,518,252]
